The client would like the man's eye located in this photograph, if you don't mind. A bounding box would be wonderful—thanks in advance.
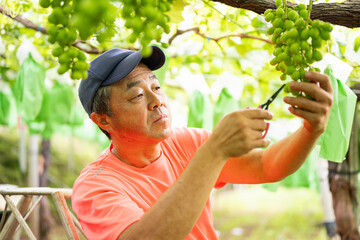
[133,94,143,100]
[154,86,161,91]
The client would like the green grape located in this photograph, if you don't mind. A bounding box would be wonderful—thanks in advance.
[270,57,279,66]
[59,52,71,64]
[58,64,70,74]
[68,47,78,58]
[71,71,83,80]
[297,4,307,11]
[285,20,294,30]
[52,46,63,57]
[300,28,309,40]
[287,10,298,21]
[312,50,323,61]
[295,18,305,27]
[299,10,308,19]
[320,31,331,40]
[312,38,322,48]
[276,8,284,18]
[273,47,283,56]
[273,18,284,28]
[267,27,275,35]
[265,12,274,22]
[77,51,87,61]
[274,28,283,37]
[300,41,310,51]
[47,25,58,36]
[288,28,299,38]
[265,1,333,96]
[284,82,290,93]
[39,0,51,8]
[290,42,300,54]
[309,28,319,38]
[291,71,300,80]
[285,65,295,75]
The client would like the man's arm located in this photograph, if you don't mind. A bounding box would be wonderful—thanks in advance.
[119,109,273,240]
[218,71,333,184]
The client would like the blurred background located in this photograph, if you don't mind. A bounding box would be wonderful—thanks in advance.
[0,0,360,239]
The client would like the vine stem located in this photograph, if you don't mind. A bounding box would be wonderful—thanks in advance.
[308,0,313,21]
[203,0,245,29]
[283,0,288,19]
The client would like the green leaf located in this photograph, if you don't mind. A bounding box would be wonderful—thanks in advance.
[354,36,360,52]
[251,16,267,33]
[167,0,187,24]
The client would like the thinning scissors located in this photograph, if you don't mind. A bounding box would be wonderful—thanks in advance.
[258,83,286,138]
[259,83,286,110]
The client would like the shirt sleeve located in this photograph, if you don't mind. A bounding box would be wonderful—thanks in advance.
[72,177,144,240]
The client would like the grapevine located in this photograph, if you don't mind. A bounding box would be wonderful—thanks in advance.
[264,0,333,96]
[40,0,173,79]
[39,0,116,79]
[121,0,173,56]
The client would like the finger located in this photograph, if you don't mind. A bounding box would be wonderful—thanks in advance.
[305,71,333,94]
[289,81,332,104]
[234,128,264,141]
[249,138,272,149]
[283,96,327,114]
[288,106,320,122]
[241,108,273,120]
[248,119,269,131]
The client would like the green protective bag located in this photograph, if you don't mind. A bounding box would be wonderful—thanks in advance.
[32,81,75,137]
[317,65,357,163]
[69,103,85,127]
[0,89,17,127]
[213,87,239,127]
[13,53,45,122]
[187,90,213,131]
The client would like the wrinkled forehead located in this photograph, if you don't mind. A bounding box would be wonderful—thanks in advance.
[110,63,155,89]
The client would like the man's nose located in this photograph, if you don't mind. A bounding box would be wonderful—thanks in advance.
[148,92,164,110]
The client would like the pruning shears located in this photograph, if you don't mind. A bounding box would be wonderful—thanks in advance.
[258,83,286,138]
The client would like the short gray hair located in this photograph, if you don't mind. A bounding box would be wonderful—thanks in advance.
[91,86,113,139]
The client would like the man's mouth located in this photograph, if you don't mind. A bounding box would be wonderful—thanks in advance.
[154,114,168,123]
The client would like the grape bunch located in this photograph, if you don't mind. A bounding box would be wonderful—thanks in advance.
[121,0,173,56]
[264,0,333,95]
[40,0,116,79]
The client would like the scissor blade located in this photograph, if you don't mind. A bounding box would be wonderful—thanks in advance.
[269,83,286,100]
[260,83,286,109]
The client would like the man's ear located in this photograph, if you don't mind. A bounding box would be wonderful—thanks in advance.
[90,113,114,133]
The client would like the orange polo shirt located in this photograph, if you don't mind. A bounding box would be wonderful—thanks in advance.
[72,127,223,240]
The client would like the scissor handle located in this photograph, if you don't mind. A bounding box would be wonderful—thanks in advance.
[257,105,270,138]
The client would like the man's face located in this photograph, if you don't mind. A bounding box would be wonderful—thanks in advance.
[106,63,172,143]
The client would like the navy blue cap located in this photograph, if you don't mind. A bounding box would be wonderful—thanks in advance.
[78,45,165,116]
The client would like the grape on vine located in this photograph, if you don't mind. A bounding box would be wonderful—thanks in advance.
[264,0,333,96]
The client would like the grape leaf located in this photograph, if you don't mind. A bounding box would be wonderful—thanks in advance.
[354,36,360,52]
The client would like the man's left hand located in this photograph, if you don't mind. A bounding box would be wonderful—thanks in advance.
[283,71,333,136]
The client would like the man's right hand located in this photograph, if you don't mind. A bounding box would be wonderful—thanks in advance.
[207,108,273,160]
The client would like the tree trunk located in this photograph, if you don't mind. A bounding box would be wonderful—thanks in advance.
[212,0,360,28]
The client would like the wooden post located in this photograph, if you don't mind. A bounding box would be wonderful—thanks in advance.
[28,134,40,238]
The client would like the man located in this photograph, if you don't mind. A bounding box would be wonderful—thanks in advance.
[72,45,333,240]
